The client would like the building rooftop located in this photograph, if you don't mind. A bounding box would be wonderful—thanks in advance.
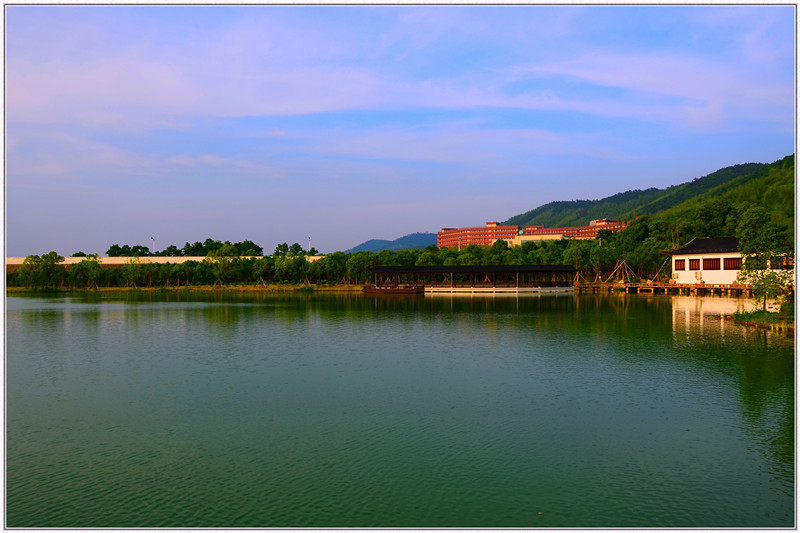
[374,265,577,274]
[661,237,740,255]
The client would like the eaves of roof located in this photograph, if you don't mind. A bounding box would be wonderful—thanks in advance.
[660,237,740,256]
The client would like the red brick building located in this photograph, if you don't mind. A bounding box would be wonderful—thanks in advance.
[521,218,628,239]
[437,219,628,248]
[437,222,522,248]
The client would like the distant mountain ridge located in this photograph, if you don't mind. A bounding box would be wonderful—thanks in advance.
[346,232,437,253]
[503,162,766,228]
[345,156,791,253]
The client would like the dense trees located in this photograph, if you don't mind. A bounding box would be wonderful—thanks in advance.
[273,242,317,256]
[16,252,66,288]
[106,244,153,257]
[105,239,265,257]
[735,206,794,310]
[8,202,793,290]
[68,254,102,288]
[205,243,240,285]
[505,162,767,228]
[11,155,794,293]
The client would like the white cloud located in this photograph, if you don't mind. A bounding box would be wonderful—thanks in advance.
[166,153,283,177]
[512,50,792,129]
[307,124,626,169]
[6,7,793,135]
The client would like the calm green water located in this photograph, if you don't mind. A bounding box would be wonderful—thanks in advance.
[5,292,794,528]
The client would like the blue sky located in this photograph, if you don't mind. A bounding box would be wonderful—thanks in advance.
[5,5,795,255]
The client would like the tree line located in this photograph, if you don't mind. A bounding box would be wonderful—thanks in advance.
[103,239,265,257]
[9,157,794,309]
[8,201,792,293]
[97,239,321,258]
[9,250,373,288]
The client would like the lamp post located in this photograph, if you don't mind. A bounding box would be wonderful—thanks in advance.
[151,236,155,256]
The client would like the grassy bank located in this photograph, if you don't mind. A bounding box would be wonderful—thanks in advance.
[6,283,365,294]
[732,309,795,333]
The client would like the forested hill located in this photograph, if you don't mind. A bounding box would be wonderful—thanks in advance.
[504,162,767,228]
[656,154,794,237]
[346,232,437,253]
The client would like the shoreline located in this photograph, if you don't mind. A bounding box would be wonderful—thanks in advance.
[708,313,795,334]
[6,284,365,294]
[8,286,794,334]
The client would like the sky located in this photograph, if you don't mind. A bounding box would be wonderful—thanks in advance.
[4,5,796,256]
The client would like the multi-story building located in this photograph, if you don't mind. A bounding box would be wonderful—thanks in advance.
[437,219,628,248]
[507,218,628,245]
[437,222,522,248]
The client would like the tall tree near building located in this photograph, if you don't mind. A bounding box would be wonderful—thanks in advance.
[70,254,102,289]
[17,253,61,287]
[205,242,240,286]
[736,206,794,311]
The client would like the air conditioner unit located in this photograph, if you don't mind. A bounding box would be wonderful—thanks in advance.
[695,272,702,280]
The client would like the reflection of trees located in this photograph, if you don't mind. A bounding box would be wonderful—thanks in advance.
[669,304,794,484]
[732,330,794,481]
[405,292,794,478]
[16,290,792,481]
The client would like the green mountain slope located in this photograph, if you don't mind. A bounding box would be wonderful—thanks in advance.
[346,232,437,253]
[504,162,767,228]
[658,154,794,234]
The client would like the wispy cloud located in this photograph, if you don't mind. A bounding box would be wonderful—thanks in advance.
[166,153,282,176]
[5,6,794,255]
[308,125,628,169]
[7,6,793,131]
[515,50,792,128]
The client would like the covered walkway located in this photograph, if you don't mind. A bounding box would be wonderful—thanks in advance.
[370,264,577,293]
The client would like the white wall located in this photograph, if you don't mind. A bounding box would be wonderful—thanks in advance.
[672,252,741,285]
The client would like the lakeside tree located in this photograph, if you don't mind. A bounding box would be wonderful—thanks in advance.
[107,239,264,257]
[122,258,143,287]
[736,206,794,311]
[234,240,263,256]
[69,254,102,289]
[107,244,152,257]
[274,254,308,283]
[156,244,183,257]
[205,242,240,285]
[251,257,274,285]
[16,252,65,288]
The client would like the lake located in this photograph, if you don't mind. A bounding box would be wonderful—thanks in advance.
[5,291,794,528]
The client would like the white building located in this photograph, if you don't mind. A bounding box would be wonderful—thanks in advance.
[663,237,742,285]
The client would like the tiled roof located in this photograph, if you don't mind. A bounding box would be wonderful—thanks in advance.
[662,237,740,255]
[374,265,577,274]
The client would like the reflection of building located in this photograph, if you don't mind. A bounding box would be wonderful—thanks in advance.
[437,219,628,248]
[671,295,754,337]
[662,238,742,285]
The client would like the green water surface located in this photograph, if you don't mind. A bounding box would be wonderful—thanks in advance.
[5,292,794,527]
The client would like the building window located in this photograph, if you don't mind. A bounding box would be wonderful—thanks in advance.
[674,259,685,270]
[689,259,700,271]
[724,257,742,270]
[703,258,720,270]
